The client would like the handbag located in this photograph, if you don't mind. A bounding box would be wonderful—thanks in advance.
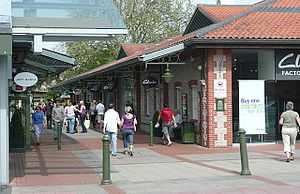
[84,119,90,129]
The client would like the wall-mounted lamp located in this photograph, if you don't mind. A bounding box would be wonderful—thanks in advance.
[161,64,174,83]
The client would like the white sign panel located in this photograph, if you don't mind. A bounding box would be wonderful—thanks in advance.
[14,72,38,87]
[239,80,266,134]
[214,79,227,98]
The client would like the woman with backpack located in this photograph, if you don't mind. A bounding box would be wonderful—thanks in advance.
[120,106,137,156]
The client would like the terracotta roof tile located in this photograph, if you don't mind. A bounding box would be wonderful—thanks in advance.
[202,0,300,40]
[272,0,300,8]
[199,5,249,21]
[121,43,154,56]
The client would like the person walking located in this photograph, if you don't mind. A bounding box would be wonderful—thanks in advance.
[89,100,97,129]
[103,103,121,156]
[64,101,76,134]
[46,100,54,129]
[52,100,65,140]
[32,106,45,145]
[96,100,105,131]
[279,101,300,162]
[79,100,87,133]
[155,103,177,146]
[120,106,137,156]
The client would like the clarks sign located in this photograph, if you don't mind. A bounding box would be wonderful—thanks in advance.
[142,77,158,87]
[276,50,300,80]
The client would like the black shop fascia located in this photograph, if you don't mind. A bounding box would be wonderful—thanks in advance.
[276,50,300,80]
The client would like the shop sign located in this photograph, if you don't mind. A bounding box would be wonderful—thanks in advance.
[12,84,26,93]
[14,72,38,87]
[239,80,266,135]
[74,89,81,95]
[103,83,113,90]
[276,50,300,80]
[214,79,226,98]
[142,78,158,87]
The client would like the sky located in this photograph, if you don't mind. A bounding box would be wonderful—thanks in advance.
[192,0,261,5]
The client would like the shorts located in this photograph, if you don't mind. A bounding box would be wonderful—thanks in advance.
[96,114,104,123]
[162,123,172,137]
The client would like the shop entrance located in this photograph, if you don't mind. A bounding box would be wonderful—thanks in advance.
[273,80,300,140]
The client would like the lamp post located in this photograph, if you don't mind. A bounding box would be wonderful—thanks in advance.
[161,64,174,83]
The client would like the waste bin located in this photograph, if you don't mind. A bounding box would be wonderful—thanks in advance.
[181,122,195,144]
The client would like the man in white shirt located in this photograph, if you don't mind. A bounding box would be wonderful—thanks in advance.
[64,102,76,134]
[103,103,120,156]
[96,100,105,130]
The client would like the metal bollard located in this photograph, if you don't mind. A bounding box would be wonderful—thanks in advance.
[101,134,112,185]
[57,121,62,150]
[238,128,251,176]
[149,121,153,146]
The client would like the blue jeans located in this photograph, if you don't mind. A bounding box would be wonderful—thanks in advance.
[67,116,75,133]
[122,129,134,149]
[108,132,117,155]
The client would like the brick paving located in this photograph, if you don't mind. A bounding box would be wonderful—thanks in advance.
[5,128,300,194]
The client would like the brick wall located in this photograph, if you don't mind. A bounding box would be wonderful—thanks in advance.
[207,49,232,148]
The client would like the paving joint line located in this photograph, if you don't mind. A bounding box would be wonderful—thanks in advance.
[150,148,290,187]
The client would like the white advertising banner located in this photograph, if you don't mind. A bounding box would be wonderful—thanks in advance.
[239,80,266,134]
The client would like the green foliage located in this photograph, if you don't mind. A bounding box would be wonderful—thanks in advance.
[46,89,60,101]
[62,0,195,80]
[63,40,119,80]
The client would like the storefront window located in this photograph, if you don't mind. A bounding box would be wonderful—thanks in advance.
[232,49,276,143]
[174,86,181,111]
[191,86,198,120]
[144,88,150,116]
[154,88,160,112]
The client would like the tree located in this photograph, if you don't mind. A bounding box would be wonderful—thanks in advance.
[114,0,194,43]
[62,0,194,80]
[62,40,119,80]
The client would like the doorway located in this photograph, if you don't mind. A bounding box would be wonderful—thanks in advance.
[9,95,31,152]
[274,81,300,140]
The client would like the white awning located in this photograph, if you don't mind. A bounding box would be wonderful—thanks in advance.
[140,43,185,62]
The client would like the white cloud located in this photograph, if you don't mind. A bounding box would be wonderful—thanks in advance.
[192,0,262,5]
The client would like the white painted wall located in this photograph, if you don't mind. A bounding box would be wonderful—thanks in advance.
[0,56,9,185]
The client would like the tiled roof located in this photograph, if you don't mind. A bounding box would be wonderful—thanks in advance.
[201,0,300,40]
[57,32,197,85]
[121,43,154,56]
[272,0,300,8]
[198,5,249,22]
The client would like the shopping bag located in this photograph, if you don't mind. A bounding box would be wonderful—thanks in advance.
[84,119,90,129]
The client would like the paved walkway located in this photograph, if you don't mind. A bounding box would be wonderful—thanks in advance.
[2,128,300,194]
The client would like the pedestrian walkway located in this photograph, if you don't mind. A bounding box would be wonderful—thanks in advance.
[2,128,300,194]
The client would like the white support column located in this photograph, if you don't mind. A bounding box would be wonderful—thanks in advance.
[0,55,9,186]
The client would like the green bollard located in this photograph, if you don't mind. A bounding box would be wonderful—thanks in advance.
[102,134,112,185]
[149,121,153,146]
[238,128,251,176]
[57,121,62,150]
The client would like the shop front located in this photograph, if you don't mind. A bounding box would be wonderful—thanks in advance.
[232,49,300,143]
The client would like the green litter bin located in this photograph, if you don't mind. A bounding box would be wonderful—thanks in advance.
[181,122,195,144]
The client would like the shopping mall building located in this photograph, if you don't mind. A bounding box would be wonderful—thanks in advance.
[55,0,300,150]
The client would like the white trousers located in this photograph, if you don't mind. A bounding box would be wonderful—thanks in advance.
[282,127,298,154]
